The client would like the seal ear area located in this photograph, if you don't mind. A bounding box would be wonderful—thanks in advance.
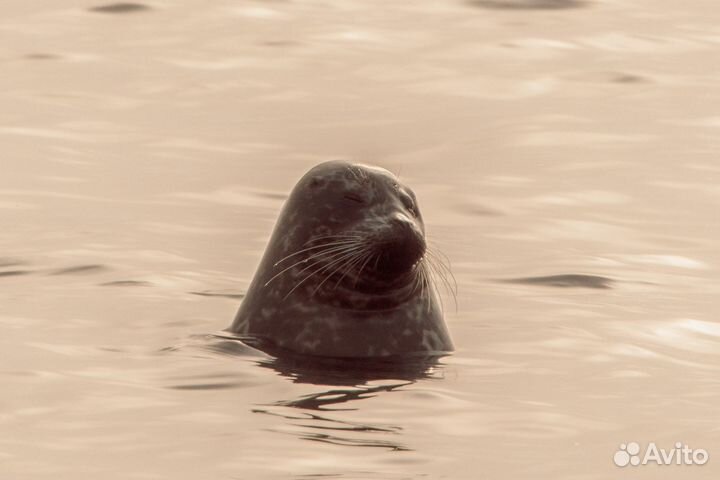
[301,176,369,212]
[303,160,354,178]
[307,176,326,189]
[296,160,353,189]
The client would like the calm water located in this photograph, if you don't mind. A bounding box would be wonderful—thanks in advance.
[2,1,720,478]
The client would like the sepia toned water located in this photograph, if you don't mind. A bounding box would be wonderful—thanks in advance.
[2,1,720,478]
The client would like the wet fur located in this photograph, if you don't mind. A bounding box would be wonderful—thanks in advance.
[229,161,453,358]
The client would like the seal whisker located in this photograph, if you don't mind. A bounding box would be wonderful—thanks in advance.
[410,262,424,296]
[432,258,458,298]
[426,256,451,293]
[266,244,363,287]
[407,263,424,309]
[282,248,364,300]
[425,255,457,312]
[339,249,373,290]
[425,248,458,299]
[283,248,364,300]
[417,265,426,312]
[299,243,368,269]
[313,247,371,296]
[274,239,360,266]
[266,244,361,286]
[372,252,382,271]
[426,246,458,296]
[303,233,364,244]
[426,262,445,314]
[351,250,375,288]
[424,267,432,313]
[333,248,373,290]
[281,250,361,299]
[312,249,363,295]
[418,263,432,313]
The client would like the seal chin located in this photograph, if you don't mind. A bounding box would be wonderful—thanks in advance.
[339,264,423,311]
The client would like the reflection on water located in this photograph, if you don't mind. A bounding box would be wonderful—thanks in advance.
[253,406,410,451]
[269,382,412,411]
[258,354,444,387]
[178,336,434,452]
[255,379,413,452]
[207,336,445,386]
[2,0,720,478]
[254,356,433,452]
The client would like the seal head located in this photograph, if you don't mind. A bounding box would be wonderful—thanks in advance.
[229,160,453,358]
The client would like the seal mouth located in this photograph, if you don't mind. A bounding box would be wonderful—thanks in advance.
[346,241,426,299]
[365,214,426,279]
[264,209,428,309]
[308,235,426,309]
[335,263,423,310]
[369,234,425,279]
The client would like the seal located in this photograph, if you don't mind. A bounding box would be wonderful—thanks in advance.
[229,160,454,358]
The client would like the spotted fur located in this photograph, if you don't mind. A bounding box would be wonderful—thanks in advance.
[229,160,453,358]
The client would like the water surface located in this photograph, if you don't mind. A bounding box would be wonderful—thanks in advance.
[2,0,720,478]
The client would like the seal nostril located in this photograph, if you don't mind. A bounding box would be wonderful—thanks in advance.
[373,216,425,276]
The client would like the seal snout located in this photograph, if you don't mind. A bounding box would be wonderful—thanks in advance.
[373,214,426,277]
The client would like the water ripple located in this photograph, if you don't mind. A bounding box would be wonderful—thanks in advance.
[50,265,107,275]
[0,270,31,278]
[88,3,151,14]
[501,274,614,289]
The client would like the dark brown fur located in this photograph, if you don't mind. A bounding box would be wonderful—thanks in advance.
[229,161,453,358]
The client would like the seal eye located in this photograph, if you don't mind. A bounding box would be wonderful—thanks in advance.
[344,193,365,204]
